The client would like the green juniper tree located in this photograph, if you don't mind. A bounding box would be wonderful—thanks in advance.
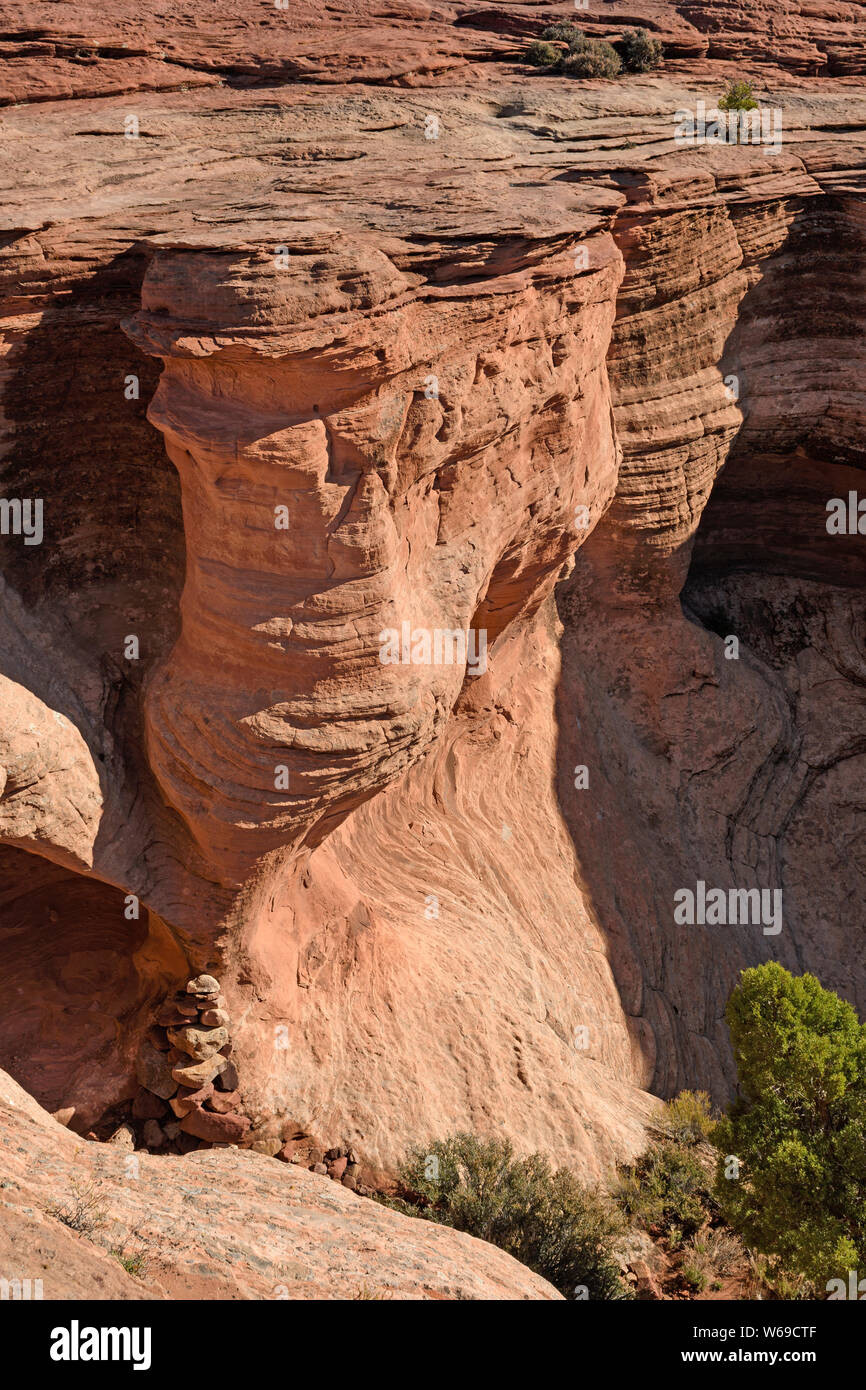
[713,963,866,1286]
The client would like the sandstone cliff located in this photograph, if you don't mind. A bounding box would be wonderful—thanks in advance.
[0,2,863,1181]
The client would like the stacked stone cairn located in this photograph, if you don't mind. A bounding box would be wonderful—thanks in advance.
[128,976,370,1186]
[132,974,250,1151]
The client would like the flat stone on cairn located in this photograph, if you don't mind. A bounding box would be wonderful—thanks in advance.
[200,1007,230,1027]
[172,1054,228,1089]
[186,974,220,997]
[156,1002,195,1027]
[170,1081,214,1117]
[206,1089,240,1114]
[180,1107,251,1144]
[167,1024,229,1059]
[215,1060,238,1091]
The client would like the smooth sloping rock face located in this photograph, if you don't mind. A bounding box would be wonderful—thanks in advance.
[0,672,102,870]
[0,1068,561,1300]
[0,4,864,1175]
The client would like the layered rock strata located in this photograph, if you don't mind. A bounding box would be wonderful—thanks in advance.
[0,44,864,1170]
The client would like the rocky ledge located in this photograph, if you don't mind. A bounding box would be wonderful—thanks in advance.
[0,1067,560,1299]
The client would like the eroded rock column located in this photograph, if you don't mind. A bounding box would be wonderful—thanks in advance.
[127,224,624,890]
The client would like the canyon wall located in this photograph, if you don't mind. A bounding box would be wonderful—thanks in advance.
[1,4,864,1174]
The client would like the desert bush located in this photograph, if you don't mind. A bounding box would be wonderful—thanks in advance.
[111,1243,149,1279]
[744,1251,815,1301]
[681,1261,707,1292]
[46,1179,107,1237]
[562,40,622,79]
[718,80,758,111]
[713,962,866,1287]
[614,1140,714,1238]
[524,39,561,67]
[391,1133,630,1299]
[619,28,663,72]
[681,1228,744,1292]
[654,1090,716,1146]
[541,22,582,44]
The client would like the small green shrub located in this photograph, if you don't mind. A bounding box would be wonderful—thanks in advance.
[619,28,663,72]
[655,1090,716,1146]
[745,1251,815,1301]
[562,40,622,79]
[390,1133,630,1299]
[681,1228,744,1290]
[112,1245,149,1279]
[541,22,582,44]
[614,1141,714,1238]
[718,80,758,111]
[524,39,561,67]
[667,1222,684,1250]
[682,1262,707,1291]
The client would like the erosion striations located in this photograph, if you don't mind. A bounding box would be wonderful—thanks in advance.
[0,2,864,1192]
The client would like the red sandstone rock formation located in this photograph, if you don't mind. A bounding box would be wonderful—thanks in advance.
[0,1067,560,1299]
[0,3,864,1188]
[1,0,865,104]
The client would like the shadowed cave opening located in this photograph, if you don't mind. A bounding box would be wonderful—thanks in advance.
[0,845,181,1129]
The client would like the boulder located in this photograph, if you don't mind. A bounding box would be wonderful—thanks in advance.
[180,1108,251,1144]
[1,1063,561,1299]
